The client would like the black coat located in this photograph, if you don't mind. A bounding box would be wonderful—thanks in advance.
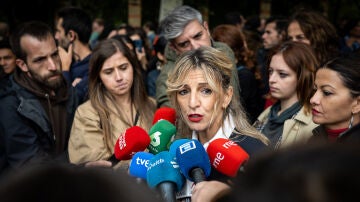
[311,124,360,144]
[0,76,79,175]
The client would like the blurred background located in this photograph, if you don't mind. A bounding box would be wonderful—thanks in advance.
[0,0,359,34]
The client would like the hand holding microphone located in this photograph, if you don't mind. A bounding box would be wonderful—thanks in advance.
[108,126,151,165]
[207,138,249,177]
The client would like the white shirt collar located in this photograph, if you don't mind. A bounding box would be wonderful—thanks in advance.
[192,115,235,149]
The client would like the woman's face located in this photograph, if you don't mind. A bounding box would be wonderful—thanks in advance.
[100,51,133,99]
[287,21,311,45]
[310,68,360,129]
[176,69,232,138]
[269,54,298,104]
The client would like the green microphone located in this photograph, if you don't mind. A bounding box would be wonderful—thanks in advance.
[148,119,176,154]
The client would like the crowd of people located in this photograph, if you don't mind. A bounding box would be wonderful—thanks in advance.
[0,4,360,202]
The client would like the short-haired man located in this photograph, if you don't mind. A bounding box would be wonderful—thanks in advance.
[257,16,288,106]
[156,5,240,107]
[55,7,92,103]
[0,38,16,75]
[0,21,79,175]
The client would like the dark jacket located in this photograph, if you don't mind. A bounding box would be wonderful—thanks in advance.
[237,66,263,124]
[0,75,79,175]
[62,54,91,103]
[310,124,360,144]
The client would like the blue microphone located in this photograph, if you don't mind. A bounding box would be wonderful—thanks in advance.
[176,139,211,183]
[129,152,154,180]
[147,151,185,202]
[169,139,190,158]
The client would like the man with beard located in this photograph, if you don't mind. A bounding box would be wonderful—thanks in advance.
[55,7,92,103]
[0,21,79,176]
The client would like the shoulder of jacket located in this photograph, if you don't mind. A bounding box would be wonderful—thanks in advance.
[257,107,271,121]
[76,100,97,116]
[293,107,317,126]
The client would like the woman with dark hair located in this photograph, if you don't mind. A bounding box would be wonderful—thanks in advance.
[212,24,263,123]
[68,39,156,168]
[287,9,341,65]
[310,52,360,143]
[254,41,318,149]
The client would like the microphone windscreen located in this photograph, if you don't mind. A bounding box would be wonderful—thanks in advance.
[175,139,211,181]
[146,151,185,191]
[114,126,151,160]
[169,139,190,158]
[148,120,176,154]
[207,138,249,177]
[129,152,154,179]
[152,107,176,125]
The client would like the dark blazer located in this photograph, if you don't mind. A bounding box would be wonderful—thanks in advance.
[0,76,79,175]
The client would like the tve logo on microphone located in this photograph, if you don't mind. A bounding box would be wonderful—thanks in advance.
[135,156,150,168]
[179,141,196,154]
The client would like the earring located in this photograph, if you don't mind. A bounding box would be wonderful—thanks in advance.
[349,112,354,129]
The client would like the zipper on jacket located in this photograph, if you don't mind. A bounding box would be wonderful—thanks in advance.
[45,93,56,142]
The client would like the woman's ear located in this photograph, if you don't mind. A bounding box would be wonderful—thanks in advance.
[352,96,360,114]
[16,59,28,72]
[222,86,233,109]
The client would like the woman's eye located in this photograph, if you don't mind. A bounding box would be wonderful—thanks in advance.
[323,90,332,96]
[279,73,288,78]
[178,89,188,95]
[201,88,212,95]
[103,70,112,74]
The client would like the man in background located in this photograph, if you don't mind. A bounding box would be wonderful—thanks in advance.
[55,7,92,103]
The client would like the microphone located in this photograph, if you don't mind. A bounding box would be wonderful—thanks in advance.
[129,152,154,180]
[152,107,176,125]
[169,139,190,158]
[109,126,151,164]
[176,139,211,183]
[148,120,176,154]
[207,138,249,177]
[147,151,185,202]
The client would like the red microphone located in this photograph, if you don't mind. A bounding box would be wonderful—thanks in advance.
[110,126,151,164]
[206,138,249,177]
[152,107,176,125]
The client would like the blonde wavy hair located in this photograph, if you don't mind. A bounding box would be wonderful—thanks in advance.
[167,46,268,144]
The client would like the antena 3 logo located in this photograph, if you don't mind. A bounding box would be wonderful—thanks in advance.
[179,141,196,154]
